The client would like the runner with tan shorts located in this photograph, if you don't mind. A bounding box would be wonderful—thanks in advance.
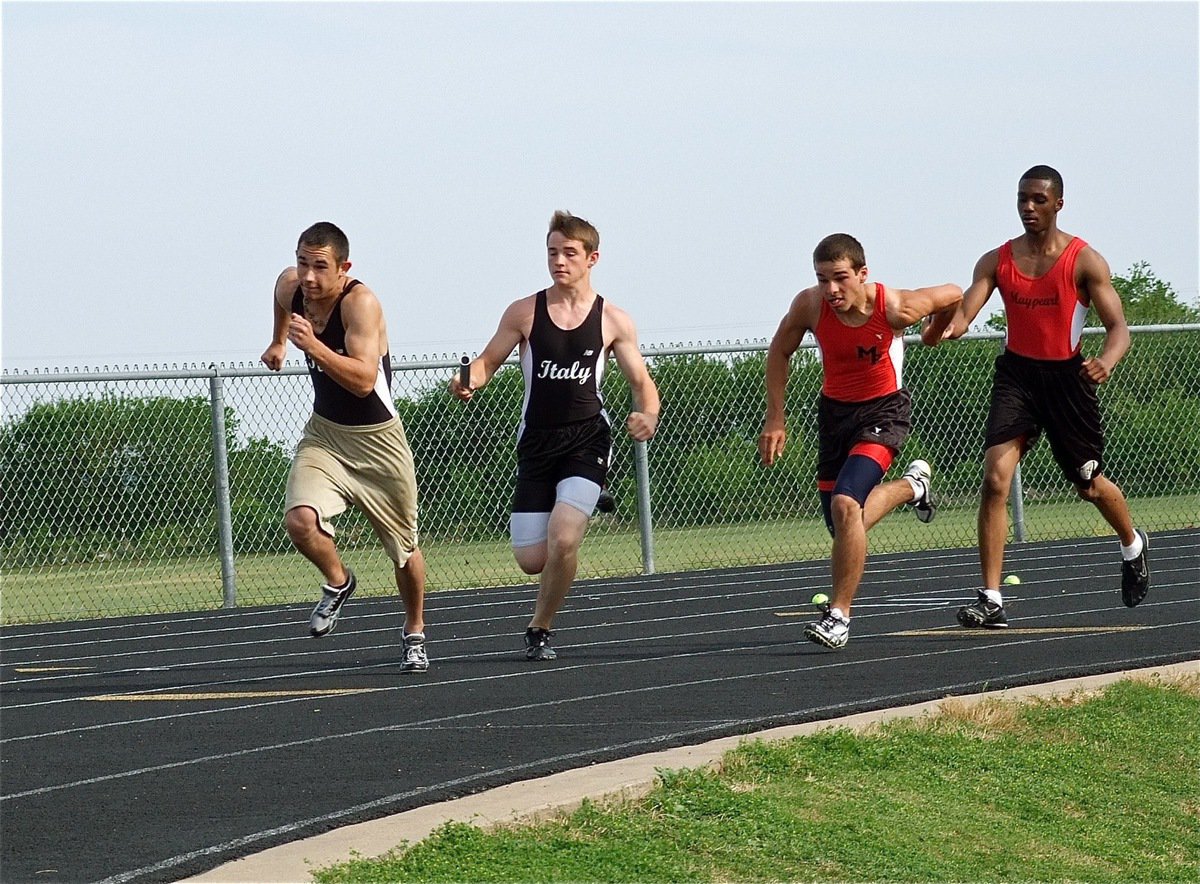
[261,221,429,672]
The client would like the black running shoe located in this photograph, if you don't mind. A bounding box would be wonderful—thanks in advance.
[1121,529,1150,608]
[524,627,557,661]
[957,590,1008,629]
[804,607,850,649]
[309,570,356,638]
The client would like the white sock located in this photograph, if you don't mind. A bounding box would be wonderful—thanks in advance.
[904,475,922,501]
[1121,532,1144,561]
[983,589,1003,606]
[830,607,848,622]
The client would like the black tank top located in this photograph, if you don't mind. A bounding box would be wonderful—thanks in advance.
[291,281,397,425]
[520,290,608,430]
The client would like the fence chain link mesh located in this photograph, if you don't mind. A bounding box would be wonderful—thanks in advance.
[3,326,1197,624]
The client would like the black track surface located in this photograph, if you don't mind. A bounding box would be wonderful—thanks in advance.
[2,530,1197,883]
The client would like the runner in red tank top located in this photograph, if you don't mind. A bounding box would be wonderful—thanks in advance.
[937,165,1150,627]
[760,233,963,650]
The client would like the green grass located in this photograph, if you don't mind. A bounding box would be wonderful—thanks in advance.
[2,494,1195,624]
[314,674,1200,883]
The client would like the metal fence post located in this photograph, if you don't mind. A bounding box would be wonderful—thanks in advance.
[633,439,655,575]
[208,369,238,607]
[1010,462,1027,542]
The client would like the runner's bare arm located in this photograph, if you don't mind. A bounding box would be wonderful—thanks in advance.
[607,305,659,442]
[290,286,386,397]
[885,283,963,343]
[1079,247,1130,383]
[760,290,816,466]
[261,268,296,371]
[450,296,531,400]
[946,249,1000,339]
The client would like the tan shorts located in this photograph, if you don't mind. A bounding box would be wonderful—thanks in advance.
[285,413,419,565]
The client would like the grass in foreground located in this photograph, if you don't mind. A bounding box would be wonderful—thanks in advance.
[315,674,1200,883]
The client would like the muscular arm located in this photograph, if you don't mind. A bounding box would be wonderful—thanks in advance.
[759,290,816,466]
[945,250,1000,339]
[1079,247,1130,383]
[292,288,386,397]
[885,282,964,342]
[607,305,660,442]
[260,268,295,371]
[449,297,530,400]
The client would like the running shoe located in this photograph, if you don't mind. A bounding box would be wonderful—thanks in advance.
[309,569,356,638]
[1121,529,1150,608]
[957,590,1008,629]
[804,607,850,649]
[524,626,557,661]
[902,459,936,523]
[401,632,429,673]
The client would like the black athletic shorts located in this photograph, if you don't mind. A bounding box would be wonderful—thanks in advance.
[984,351,1106,486]
[816,390,912,484]
[513,414,612,512]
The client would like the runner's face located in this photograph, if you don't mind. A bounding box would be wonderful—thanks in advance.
[814,258,868,312]
[1017,178,1062,234]
[546,232,597,287]
[295,244,347,298]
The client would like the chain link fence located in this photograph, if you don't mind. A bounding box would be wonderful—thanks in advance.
[3,326,1197,624]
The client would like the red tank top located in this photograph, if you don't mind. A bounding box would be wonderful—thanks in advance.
[996,237,1089,360]
[814,283,903,402]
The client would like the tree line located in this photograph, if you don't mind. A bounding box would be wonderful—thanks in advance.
[2,266,1196,567]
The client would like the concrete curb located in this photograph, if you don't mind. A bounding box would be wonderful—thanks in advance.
[185,659,1198,883]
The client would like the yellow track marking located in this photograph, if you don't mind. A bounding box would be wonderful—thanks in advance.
[86,688,378,702]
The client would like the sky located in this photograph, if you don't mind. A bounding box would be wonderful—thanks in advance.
[3,0,1198,373]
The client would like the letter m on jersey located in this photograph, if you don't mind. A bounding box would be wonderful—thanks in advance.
[856,345,881,365]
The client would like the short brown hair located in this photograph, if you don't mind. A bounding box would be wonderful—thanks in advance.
[298,221,350,265]
[547,211,599,254]
[813,233,865,270]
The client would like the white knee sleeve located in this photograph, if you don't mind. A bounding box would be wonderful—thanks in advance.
[555,476,602,516]
[510,511,550,548]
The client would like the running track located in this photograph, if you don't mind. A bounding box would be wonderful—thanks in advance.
[2,531,1197,883]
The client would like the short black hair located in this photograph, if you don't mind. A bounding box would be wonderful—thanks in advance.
[1020,165,1064,199]
[298,222,350,264]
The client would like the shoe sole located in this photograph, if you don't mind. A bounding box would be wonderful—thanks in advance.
[803,628,847,650]
[309,615,338,638]
[525,649,557,661]
[400,663,429,673]
[956,610,1008,629]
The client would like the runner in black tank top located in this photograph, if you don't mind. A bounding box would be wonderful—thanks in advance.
[448,212,661,662]
[520,288,610,431]
[291,280,398,425]
[263,222,428,672]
